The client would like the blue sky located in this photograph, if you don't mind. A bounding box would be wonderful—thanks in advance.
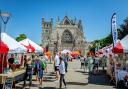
[0,0,128,44]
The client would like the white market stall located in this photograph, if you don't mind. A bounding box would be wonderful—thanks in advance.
[111,35,128,86]
[112,35,128,53]
[1,32,27,53]
[61,49,71,54]
[0,32,27,87]
[0,32,27,72]
[19,38,43,53]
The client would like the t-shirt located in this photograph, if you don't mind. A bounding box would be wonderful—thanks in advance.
[36,60,42,71]
[80,57,85,63]
[59,61,65,74]
[26,63,33,74]
[64,56,69,63]
[93,58,99,65]
[8,58,14,64]
[54,55,60,66]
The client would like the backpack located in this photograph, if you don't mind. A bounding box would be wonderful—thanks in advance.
[42,61,46,70]
[36,60,42,71]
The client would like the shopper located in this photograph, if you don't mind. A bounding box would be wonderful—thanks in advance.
[23,58,33,88]
[59,57,67,89]
[36,57,44,86]
[54,52,60,82]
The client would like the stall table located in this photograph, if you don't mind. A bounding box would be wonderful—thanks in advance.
[0,69,25,88]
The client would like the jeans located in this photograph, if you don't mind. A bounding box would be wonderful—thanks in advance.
[59,74,66,88]
[65,62,68,72]
[23,72,32,86]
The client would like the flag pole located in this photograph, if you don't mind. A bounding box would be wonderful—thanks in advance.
[111,12,116,48]
[111,12,118,86]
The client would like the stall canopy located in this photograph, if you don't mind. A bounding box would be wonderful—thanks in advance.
[61,50,71,54]
[112,35,128,53]
[19,38,43,53]
[1,32,27,53]
[71,51,80,58]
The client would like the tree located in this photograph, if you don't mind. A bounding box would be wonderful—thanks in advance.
[16,34,27,42]
[119,17,128,39]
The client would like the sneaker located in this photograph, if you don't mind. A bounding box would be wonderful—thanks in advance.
[65,86,67,89]
[54,80,59,82]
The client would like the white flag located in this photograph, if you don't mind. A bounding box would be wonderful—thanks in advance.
[111,13,118,47]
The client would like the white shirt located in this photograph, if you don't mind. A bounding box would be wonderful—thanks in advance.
[54,55,60,66]
[117,70,127,81]
[59,61,65,74]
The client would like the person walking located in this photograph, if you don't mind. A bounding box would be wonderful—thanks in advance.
[23,58,33,89]
[101,55,106,71]
[64,53,69,72]
[87,54,93,73]
[36,57,44,86]
[93,56,99,75]
[54,52,60,82]
[59,57,67,89]
[80,55,85,69]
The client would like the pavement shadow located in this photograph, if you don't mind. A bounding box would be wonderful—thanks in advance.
[75,70,89,75]
[46,73,56,76]
[19,83,38,87]
[88,70,110,86]
[39,87,56,89]
[67,81,88,86]
[43,75,56,82]
[15,86,31,89]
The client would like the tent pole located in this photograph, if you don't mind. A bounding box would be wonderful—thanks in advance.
[2,54,5,74]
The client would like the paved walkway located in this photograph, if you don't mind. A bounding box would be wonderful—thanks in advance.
[16,60,116,89]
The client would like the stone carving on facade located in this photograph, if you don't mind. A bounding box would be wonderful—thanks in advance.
[42,16,88,55]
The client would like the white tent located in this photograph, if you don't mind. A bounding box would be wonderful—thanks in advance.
[1,32,27,53]
[61,49,71,54]
[112,35,128,53]
[19,38,43,53]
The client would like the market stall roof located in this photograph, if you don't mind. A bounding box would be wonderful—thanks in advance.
[61,49,71,54]
[19,38,43,53]
[112,35,128,53]
[1,32,27,53]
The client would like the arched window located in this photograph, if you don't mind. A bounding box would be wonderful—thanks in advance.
[61,30,73,43]
[64,19,70,25]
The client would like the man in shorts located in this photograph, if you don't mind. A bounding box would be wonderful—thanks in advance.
[54,52,60,82]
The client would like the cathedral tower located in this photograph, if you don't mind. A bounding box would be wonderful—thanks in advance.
[42,17,53,51]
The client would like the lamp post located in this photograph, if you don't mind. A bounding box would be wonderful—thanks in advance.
[0,10,2,48]
[0,10,11,73]
[0,11,11,32]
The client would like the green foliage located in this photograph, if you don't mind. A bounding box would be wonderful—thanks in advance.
[16,34,27,42]
[89,34,113,53]
[119,17,128,39]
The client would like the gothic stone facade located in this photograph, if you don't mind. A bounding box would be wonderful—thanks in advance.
[42,16,87,54]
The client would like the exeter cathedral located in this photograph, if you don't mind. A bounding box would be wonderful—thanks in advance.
[41,16,88,55]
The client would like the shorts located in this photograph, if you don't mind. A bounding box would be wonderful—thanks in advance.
[81,63,84,65]
[54,66,59,71]
[93,64,98,69]
[38,70,43,79]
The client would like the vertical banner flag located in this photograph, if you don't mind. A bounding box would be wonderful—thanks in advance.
[111,13,118,47]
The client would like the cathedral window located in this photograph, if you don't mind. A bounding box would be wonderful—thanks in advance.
[61,30,73,43]
[64,19,70,25]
